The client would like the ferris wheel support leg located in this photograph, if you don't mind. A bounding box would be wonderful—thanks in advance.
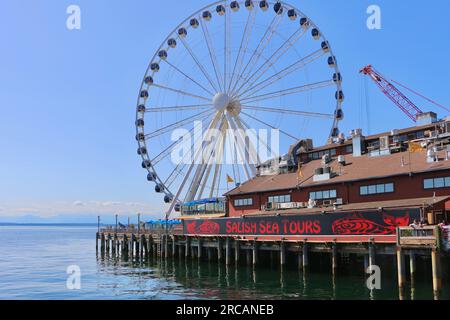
[226,115,251,180]
[183,112,224,203]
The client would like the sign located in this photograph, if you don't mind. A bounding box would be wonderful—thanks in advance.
[183,209,421,236]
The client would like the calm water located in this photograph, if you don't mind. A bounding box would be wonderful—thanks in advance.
[0,225,448,300]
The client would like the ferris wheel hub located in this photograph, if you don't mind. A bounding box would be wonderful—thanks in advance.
[213,92,241,116]
[213,92,230,111]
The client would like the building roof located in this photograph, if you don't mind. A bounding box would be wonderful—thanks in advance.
[241,196,450,217]
[226,149,450,196]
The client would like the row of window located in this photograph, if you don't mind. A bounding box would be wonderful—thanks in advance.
[234,176,449,207]
[360,183,394,196]
[310,189,337,200]
[308,149,337,160]
[424,177,450,189]
[268,195,291,204]
[234,198,253,207]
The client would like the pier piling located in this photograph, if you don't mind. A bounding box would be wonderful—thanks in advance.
[431,248,442,295]
[331,244,338,272]
[226,238,232,265]
[252,241,258,266]
[396,247,406,289]
[280,241,286,266]
[302,242,309,269]
[234,240,240,264]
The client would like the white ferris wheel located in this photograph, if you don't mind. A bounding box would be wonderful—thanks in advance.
[135,1,344,217]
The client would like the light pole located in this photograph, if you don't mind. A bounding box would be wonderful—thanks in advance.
[115,214,118,233]
[97,216,100,233]
[138,213,141,235]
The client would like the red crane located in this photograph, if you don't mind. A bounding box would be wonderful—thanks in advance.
[360,65,423,122]
[360,65,450,122]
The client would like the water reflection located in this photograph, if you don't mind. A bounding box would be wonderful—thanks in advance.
[96,251,447,300]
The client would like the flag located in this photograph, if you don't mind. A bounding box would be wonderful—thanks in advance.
[226,175,234,183]
[297,161,304,179]
[408,142,422,153]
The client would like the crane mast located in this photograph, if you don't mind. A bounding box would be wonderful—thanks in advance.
[360,65,423,122]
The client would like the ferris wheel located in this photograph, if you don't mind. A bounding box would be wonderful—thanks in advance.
[135,0,344,217]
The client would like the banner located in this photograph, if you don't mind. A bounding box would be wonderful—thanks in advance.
[183,209,421,236]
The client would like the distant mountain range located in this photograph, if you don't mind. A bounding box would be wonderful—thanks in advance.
[0,214,158,225]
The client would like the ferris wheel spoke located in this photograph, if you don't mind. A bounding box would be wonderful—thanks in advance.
[179,36,219,93]
[224,0,231,92]
[145,104,212,113]
[145,109,214,139]
[152,83,211,102]
[209,121,227,198]
[165,121,209,189]
[152,112,215,166]
[230,13,284,97]
[227,8,257,93]
[241,105,334,119]
[199,15,224,92]
[162,59,215,96]
[233,28,308,99]
[151,126,196,166]
[225,117,251,180]
[239,117,279,160]
[237,49,325,100]
[232,115,261,165]
[240,111,299,141]
[227,115,256,177]
[240,80,334,104]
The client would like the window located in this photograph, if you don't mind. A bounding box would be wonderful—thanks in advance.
[424,177,450,189]
[308,149,337,160]
[268,194,291,204]
[360,183,394,196]
[310,189,337,200]
[345,145,353,154]
[234,198,253,207]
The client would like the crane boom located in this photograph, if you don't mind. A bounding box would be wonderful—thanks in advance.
[360,65,423,122]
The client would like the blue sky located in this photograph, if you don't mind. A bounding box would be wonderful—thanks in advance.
[0,0,449,222]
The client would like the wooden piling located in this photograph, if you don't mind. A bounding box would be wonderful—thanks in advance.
[234,239,240,264]
[396,247,406,289]
[431,248,442,294]
[252,240,258,266]
[225,238,232,265]
[100,234,105,252]
[185,237,190,258]
[280,241,286,266]
[331,244,338,272]
[197,237,202,260]
[302,242,309,269]
[409,251,416,282]
[217,238,222,262]
[368,244,375,268]
[172,236,176,257]
[165,235,169,259]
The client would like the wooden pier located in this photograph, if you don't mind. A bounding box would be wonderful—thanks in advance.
[96,225,449,299]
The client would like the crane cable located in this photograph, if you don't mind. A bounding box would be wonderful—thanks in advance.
[390,79,450,113]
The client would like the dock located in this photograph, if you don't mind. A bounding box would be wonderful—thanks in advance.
[97,224,449,299]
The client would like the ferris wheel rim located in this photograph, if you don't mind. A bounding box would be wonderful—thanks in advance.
[135,0,344,213]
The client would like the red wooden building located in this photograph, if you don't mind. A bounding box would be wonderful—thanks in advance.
[182,113,450,242]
